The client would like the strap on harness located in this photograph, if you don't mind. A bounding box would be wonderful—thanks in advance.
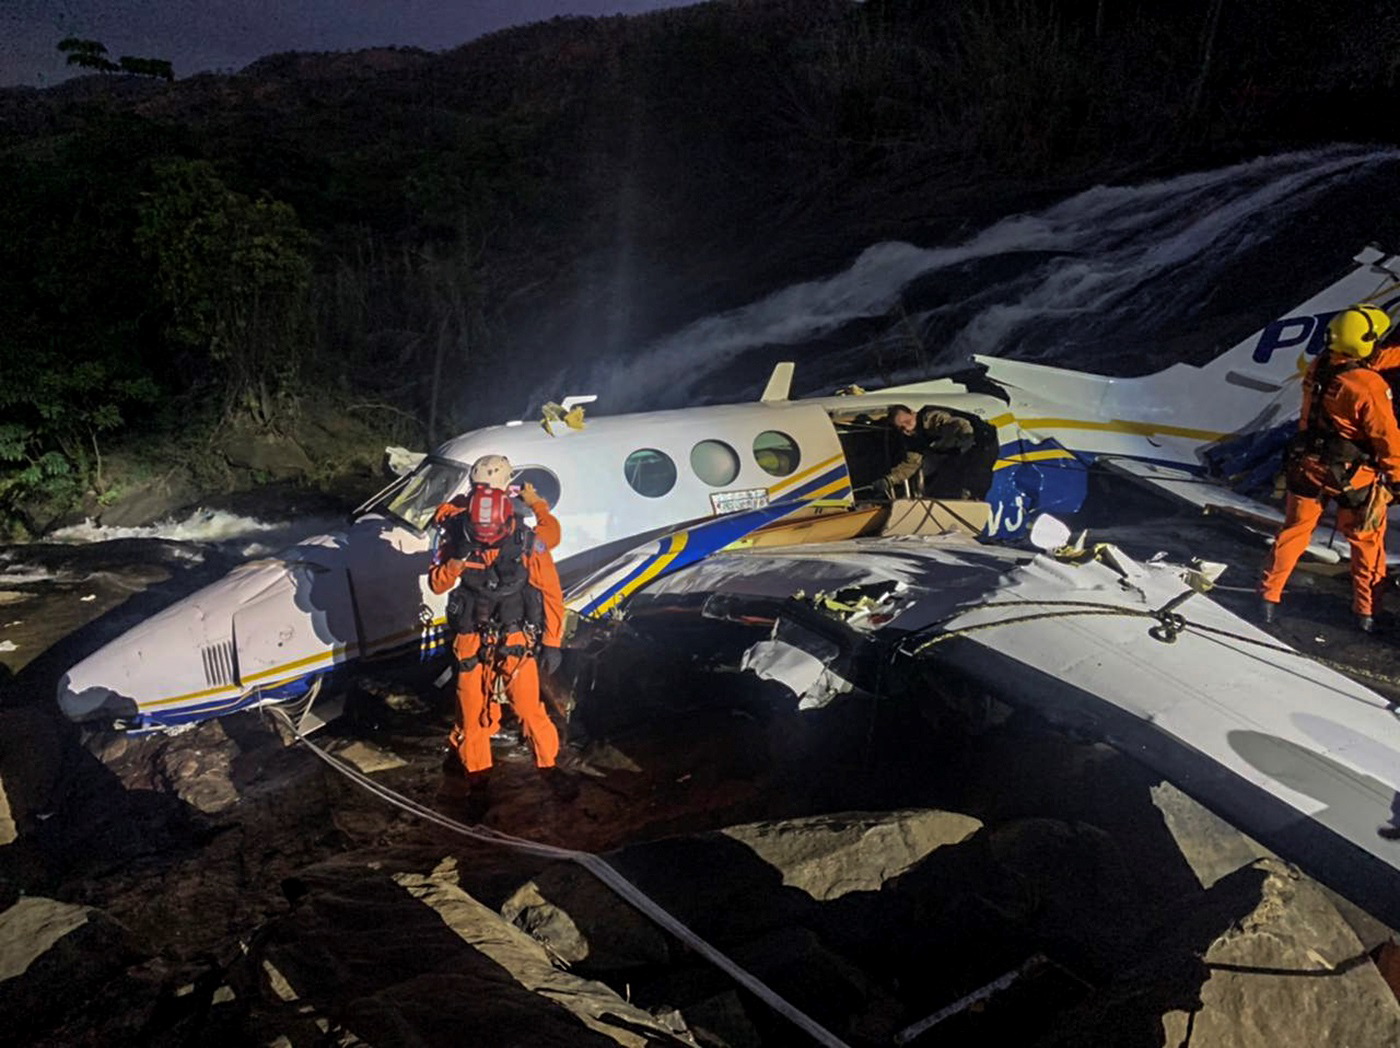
[1286,356,1375,502]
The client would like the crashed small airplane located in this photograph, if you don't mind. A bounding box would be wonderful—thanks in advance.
[58,245,1400,923]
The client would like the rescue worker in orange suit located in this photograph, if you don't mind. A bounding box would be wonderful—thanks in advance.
[428,454,577,813]
[1259,304,1400,632]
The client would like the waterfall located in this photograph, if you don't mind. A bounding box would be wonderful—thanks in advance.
[576,146,1400,412]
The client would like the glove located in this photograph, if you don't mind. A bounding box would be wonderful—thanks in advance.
[539,646,563,675]
[520,481,539,503]
[874,477,895,501]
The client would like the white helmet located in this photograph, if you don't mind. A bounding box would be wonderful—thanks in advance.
[469,454,512,491]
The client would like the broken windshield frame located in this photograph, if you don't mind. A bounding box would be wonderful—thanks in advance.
[372,459,469,532]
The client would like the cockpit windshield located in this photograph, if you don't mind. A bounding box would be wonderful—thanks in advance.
[377,460,468,531]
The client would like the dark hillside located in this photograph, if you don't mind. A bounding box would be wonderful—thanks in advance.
[3,0,1400,533]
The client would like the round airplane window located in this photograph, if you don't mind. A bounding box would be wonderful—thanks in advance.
[511,466,561,508]
[624,448,678,498]
[753,430,801,477]
[690,439,740,487]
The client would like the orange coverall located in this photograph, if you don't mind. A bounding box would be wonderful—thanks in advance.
[428,492,565,773]
[1260,348,1400,616]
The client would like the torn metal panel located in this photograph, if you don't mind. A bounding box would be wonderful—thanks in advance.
[740,618,857,711]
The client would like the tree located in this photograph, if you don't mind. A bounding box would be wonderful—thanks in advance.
[57,38,175,80]
[136,159,314,424]
[118,56,175,81]
[57,37,118,73]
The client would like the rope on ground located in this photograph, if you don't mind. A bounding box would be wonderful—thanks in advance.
[265,707,853,1048]
[900,595,1400,699]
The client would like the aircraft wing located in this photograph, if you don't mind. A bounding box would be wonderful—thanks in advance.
[1097,457,1395,566]
[609,532,1400,929]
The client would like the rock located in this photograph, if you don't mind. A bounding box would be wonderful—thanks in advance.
[0,778,14,845]
[1157,859,1400,1047]
[721,809,982,901]
[1039,858,1400,1046]
[87,720,242,813]
[97,473,199,528]
[0,705,75,835]
[0,896,96,981]
[331,739,407,774]
[982,817,1148,971]
[1150,781,1275,889]
[222,433,315,480]
[502,862,671,971]
[251,856,694,1047]
[154,721,240,813]
[730,925,903,1044]
[0,897,146,1041]
[682,991,763,1048]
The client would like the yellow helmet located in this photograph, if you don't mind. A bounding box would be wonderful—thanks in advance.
[469,454,512,490]
[1327,304,1392,359]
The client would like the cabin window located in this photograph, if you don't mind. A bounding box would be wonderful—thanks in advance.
[383,460,469,531]
[690,439,741,487]
[753,430,800,477]
[624,448,678,498]
[512,466,561,508]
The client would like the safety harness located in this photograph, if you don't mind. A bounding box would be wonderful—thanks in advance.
[443,519,546,670]
[1284,356,1375,507]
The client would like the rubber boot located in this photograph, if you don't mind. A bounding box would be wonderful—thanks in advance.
[1259,599,1277,625]
[465,770,492,822]
[442,747,467,779]
[1358,614,1376,633]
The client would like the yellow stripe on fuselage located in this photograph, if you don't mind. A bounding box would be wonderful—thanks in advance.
[800,476,855,501]
[140,616,452,711]
[986,411,1225,443]
[768,453,844,495]
[591,530,690,618]
[993,449,1080,471]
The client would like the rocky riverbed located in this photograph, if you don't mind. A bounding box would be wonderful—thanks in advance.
[4,498,1400,1046]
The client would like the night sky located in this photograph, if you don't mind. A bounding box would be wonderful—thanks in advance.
[1,1,699,86]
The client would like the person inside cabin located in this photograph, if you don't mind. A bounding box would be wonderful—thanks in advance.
[1259,305,1400,632]
[876,404,991,500]
[428,454,577,817]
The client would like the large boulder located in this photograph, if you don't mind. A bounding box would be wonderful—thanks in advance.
[1038,858,1400,1046]
[89,719,241,814]
[0,776,14,846]
[0,705,74,839]
[0,896,147,1042]
[251,855,694,1047]
[982,817,1149,973]
[721,809,982,901]
[1149,781,1276,890]
[728,925,903,1045]
[1157,859,1400,1046]
[96,472,200,528]
[222,432,315,480]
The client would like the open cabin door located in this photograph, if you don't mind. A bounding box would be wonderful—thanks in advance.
[343,517,438,659]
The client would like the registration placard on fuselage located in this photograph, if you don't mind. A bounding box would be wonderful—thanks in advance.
[711,488,770,515]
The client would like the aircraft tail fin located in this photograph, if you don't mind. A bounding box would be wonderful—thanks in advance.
[1190,245,1400,391]
[978,246,1400,446]
[761,362,795,402]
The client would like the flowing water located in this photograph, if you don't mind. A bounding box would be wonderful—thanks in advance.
[567,145,1400,413]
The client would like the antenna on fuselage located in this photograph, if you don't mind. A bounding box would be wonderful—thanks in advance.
[761,362,795,402]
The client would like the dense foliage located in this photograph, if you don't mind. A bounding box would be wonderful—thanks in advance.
[2,0,1398,532]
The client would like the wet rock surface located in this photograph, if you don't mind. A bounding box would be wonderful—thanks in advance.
[2,509,1400,1045]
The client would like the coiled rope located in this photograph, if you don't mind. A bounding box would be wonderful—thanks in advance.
[266,707,852,1048]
